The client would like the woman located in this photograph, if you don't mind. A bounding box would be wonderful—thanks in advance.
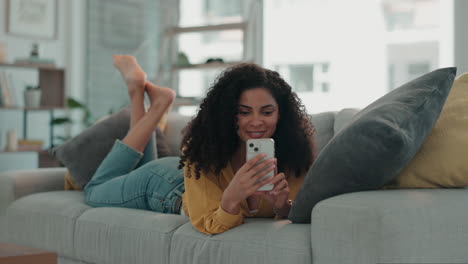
[85,55,316,235]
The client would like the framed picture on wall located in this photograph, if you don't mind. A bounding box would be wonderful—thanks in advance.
[6,0,58,39]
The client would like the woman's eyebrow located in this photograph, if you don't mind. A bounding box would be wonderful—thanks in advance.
[239,104,252,109]
[239,104,276,109]
[261,105,275,109]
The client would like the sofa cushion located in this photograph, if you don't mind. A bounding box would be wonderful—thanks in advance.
[387,73,468,188]
[74,207,189,264]
[309,111,336,154]
[164,112,192,155]
[170,219,311,264]
[333,108,360,134]
[1,191,90,258]
[163,111,336,157]
[311,189,468,264]
[156,128,175,157]
[289,67,457,223]
[51,106,172,189]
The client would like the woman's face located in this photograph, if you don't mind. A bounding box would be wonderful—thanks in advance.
[236,87,279,143]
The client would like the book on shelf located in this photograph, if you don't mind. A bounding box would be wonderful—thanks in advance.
[6,72,16,106]
[17,139,44,151]
[14,57,56,67]
[0,71,13,107]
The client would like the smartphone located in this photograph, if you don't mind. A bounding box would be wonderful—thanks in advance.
[246,138,275,191]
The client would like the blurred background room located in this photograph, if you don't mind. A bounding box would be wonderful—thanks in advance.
[0,0,467,171]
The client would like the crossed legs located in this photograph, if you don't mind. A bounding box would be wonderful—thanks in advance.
[84,55,177,210]
[113,55,175,153]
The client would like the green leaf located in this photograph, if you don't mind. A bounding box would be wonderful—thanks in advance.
[50,117,72,125]
[67,97,86,109]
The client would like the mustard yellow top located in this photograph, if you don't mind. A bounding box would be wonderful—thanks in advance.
[182,162,305,235]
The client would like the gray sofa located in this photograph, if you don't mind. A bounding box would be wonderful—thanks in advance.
[1,109,467,264]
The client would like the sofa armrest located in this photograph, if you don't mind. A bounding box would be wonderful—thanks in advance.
[0,168,67,213]
[311,189,468,264]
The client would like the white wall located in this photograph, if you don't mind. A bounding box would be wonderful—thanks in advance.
[0,1,85,151]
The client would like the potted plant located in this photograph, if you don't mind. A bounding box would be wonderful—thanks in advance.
[50,97,93,144]
[24,85,41,108]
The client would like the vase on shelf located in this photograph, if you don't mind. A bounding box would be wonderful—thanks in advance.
[6,129,17,152]
[24,85,41,108]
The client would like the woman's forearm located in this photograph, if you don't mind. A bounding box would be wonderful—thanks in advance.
[220,193,241,215]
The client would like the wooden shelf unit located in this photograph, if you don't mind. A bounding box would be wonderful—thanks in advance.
[0,63,67,162]
[167,22,247,35]
[0,106,66,110]
[0,63,66,108]
[158,22,250,107]
[172,61,246,71]
[173,97,202,107]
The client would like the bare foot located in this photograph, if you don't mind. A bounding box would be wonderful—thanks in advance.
[113,55,147,96]
[146,82,176,112]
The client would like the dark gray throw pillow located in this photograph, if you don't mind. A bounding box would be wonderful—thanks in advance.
[156,128,176,158]
[289,67,457,223]
[51,106,174,188]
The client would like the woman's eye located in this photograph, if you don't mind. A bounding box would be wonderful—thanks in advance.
[238,111,249,115]
[263,111,273,115]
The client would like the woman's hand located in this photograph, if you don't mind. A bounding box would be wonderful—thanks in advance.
[251,172,290,212]
[250,159,291,216]
[221,153,275,214]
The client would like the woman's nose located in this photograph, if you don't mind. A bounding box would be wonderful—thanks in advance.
[250,115,264,125]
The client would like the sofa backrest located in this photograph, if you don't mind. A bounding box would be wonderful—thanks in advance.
[164,112,192,155]
[163,108,361,156]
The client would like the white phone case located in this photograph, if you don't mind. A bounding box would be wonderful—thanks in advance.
[246,138,275,191]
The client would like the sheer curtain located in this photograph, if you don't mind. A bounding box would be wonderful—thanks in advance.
[85,0,164,118]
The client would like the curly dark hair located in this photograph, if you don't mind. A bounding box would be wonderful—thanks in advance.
[178,63,315,179]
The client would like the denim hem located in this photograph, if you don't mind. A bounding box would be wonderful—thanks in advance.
[114,139,144,159]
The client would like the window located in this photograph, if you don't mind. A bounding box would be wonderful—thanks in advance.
[176,0,247,102]
[204,0,242,20]
[382,0,439,31]
[264,0,440,113]
[387,42,437,89]
[179,0,244,65]
[178,68,221,98]
[178,30,244,66]
[180,0,243,26]
[177,0,442,114]
[408,62,430,79]
[275,63,330,93]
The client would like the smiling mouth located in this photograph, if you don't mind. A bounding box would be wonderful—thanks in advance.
[246,131,266,138]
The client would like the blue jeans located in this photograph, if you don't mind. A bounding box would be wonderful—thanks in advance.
[84,139,184,214]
